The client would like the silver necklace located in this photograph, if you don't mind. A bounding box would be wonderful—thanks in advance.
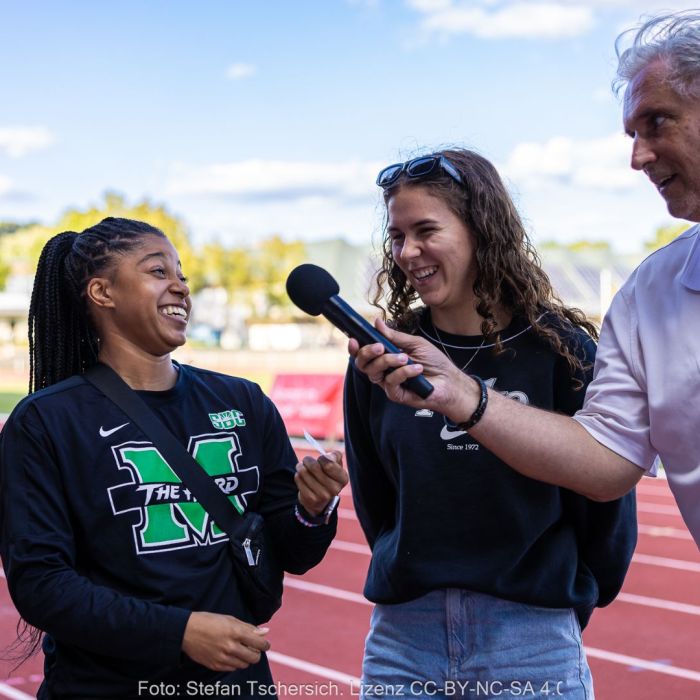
[431,321,486,373]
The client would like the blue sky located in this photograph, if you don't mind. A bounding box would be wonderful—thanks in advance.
[1,0,697,253]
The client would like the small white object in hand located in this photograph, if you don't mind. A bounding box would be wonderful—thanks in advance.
[303,429,331,457]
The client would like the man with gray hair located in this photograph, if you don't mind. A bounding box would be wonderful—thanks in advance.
[349,11,700,546]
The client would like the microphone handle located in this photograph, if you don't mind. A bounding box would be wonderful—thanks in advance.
[323,296,434,399]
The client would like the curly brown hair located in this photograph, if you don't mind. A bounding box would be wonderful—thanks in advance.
[372,148,599,381]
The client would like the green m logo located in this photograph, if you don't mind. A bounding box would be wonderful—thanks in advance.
[107,432,259,554]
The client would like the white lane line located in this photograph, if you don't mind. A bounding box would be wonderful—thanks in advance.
[274,576,700,685]
[269,648,700,687]
[636,492,676,502]
[0,684,34,700]
[636,477,669,487]
[286,577,700,619]
[331,540,700,572]
[637,502,683,516]
[637,524,693,541]
[636,481,671,491]
[267,624,700,687]
[616,592,700,616]
[330,540,371,555]
[344,502,687,524]
[585,647,700,682]
[284,577,370,605]
[267,651,361,686]
[633,552,700,573]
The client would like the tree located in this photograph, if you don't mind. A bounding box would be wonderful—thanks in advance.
[199,242,255,301]
[199,236,306,318]
[251,235,306,318]
[0,192,204,291]
[0,221,38,236]
[0,223,53,281]
[0,194,309,322]
[53,192,203,291]
[0,256,9,290]
[0,221,42,289]
[540,239,611,251]
[645,222,691,251]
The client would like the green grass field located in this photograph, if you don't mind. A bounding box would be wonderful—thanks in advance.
[0,392,24,414]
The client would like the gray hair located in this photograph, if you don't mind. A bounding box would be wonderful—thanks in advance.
[614,11,700,98]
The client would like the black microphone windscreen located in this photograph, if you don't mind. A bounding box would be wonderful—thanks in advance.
[286,264,340,316]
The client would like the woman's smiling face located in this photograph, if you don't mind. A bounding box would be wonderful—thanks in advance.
[387,185,477,320]
[91,234,192,356]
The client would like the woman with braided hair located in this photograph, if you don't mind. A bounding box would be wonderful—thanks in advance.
[0,217,347,698]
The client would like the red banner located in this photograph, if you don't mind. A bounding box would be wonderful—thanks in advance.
[269,374,344,441]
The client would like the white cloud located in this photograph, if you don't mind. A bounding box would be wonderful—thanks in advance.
[406,1,594,39]
[408,0,453,11]
[171,194,383,249]
[402,0,700,41]
[0,175,13,195]
[0,126,54,158]
[226,63,257,80]
[346,0,380,7]
[161,159,389,246]
[584,1,700,8]
[503,133,638,190]
[165,159,383,203]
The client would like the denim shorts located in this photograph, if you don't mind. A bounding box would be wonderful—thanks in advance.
[361,589,593,700]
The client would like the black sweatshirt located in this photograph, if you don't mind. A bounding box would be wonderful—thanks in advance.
[0,364,336,699]
[344,313,637,627]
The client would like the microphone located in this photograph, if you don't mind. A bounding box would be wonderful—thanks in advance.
[286,264,434,399]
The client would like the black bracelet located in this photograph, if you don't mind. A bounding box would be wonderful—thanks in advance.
[456,374,488,431]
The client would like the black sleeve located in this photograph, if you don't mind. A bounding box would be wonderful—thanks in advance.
[554,329,638,622]
[0,404,190,663]
[255,392,336,575]
[343,360,396,549]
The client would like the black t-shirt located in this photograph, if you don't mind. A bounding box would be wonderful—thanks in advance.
[1,364,336,698]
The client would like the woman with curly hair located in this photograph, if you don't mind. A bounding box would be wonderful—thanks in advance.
[344,148,636,699]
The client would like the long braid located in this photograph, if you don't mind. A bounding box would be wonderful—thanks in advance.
[29,232,84,392]
[28,217,165,394]
[13,218,167,663]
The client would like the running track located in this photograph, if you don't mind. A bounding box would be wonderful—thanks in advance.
[1,449,698,699]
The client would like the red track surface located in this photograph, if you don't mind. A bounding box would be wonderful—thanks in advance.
[1,453,698,699]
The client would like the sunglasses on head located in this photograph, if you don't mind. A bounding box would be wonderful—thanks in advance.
[376,155,463,189]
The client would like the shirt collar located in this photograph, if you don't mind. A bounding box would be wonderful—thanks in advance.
[680,225,700,291]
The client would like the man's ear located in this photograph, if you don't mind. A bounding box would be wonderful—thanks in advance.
[86,277,116,309]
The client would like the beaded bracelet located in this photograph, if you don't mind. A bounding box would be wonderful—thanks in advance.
[294,495,340,527]
[456,374,488,431]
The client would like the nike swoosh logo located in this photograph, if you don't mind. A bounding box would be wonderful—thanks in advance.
[440,425,468,441]
[99,422,129,438]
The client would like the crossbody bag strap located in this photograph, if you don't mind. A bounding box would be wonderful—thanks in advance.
[84,363,245,539]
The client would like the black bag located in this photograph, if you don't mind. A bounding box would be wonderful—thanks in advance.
[227,510,282,624]
[85,363,283,624]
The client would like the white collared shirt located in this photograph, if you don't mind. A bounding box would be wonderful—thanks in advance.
[575,225,700,546]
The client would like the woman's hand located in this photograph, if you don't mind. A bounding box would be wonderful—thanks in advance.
[182,611,270,671]
[349,318,479,424]
[295,451,348,516]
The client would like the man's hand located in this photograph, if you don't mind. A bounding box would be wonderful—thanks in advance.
[349,318,479,424]
[182,611,270,671]
[295,451,348,516]
[349,319,642,502]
